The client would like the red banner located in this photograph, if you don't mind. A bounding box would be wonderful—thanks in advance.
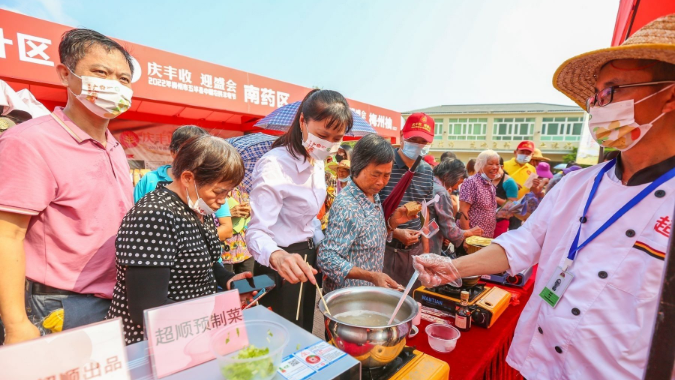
[0,9,400,140]
[611,0,675,46]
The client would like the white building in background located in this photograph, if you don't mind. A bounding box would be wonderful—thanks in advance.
[403,103,586,164]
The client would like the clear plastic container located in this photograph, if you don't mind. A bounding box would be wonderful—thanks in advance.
[425,323,460,353]
[210,320,289,380]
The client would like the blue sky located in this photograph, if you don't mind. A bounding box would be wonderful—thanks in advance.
[2,0,619,112]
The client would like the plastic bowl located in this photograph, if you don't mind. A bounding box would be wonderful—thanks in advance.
[210,320,289,380]
[425,323,460,353]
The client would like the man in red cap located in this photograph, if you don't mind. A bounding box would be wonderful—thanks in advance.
[424,154,439,167]
[379,112,435,285]
[503,140,536,199]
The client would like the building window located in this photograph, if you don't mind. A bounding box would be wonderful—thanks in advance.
[541,117,583,141]
[447,118,487,140]
[492,118,535,141]
[434,121,444,140]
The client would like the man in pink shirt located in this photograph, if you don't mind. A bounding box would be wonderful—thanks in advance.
[0,28,134,345]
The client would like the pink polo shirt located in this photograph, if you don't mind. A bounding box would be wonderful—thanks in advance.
[0,107,133,298]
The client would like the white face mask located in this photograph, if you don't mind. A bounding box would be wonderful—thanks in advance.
[401,140,429,159]
[588,84,674,151]
[186,183,215,216]
[516,154,531,164]
[302,127,340,161]
[69,69,133,119]
[338,175,349,182]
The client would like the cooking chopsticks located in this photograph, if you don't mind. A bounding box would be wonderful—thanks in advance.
[296,254,308,321]
[296,256,332,320]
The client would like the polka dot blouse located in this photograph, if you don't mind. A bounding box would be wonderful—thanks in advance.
[106,185,222,344]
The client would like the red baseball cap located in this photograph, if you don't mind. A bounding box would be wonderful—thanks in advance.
[516,140,535,152]
[424,154,439,167]
[402,113,435,143]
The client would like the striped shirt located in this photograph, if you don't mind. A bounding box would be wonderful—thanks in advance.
[379,150,434,231]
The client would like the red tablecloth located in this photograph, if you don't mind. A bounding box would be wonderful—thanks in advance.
[408,270,536,380]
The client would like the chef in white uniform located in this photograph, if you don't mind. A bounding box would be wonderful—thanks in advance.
[411,14,675,379]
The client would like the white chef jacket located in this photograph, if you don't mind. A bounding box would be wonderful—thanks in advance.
[494,160,674,380]
[246,147,326,267]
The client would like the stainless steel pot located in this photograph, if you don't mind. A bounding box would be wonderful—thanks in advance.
[319,286,419,368]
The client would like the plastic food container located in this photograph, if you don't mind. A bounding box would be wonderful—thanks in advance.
[210,320,289,380]
[425,323,460,353]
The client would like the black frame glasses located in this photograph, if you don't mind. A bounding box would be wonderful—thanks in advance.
[586,80,675,112]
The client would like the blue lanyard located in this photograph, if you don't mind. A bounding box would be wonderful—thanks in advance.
[563,159,675,271]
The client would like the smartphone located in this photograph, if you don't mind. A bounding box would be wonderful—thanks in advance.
[231,274,275,294]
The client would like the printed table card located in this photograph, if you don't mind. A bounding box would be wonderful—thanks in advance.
[0,318,130,380]
[144,289,247,378]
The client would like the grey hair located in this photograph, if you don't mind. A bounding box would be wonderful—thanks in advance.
[474,150,500,173]
[350,134,394,178]
[433,158,468,188]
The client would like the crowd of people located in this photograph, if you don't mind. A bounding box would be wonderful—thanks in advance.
[0,13,674,379]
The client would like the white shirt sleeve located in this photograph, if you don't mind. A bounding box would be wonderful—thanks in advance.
[493,175,566,275]
[245,156,284,267]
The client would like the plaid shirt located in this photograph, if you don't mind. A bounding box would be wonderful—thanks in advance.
[226,134,277,194]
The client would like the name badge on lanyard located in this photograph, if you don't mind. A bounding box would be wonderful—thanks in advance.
[540,159,675,308]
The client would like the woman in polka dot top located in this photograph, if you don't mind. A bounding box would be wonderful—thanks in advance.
[106,135,250,344]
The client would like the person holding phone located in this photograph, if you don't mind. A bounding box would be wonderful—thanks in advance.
[246,89,353,331]
[107,136,254,345]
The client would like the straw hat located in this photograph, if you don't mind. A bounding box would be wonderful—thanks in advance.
[338,159,351,170]
[531,148,550,162]
[553,13,675,108]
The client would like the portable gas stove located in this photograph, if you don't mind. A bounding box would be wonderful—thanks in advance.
[414,283,511,328]
[414,283,489,315]
[361,347,449,380]
[480,266,534,287]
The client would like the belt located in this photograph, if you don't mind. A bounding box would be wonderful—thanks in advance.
[29,281,82,296]
[387,240,421,250]
[282,238,315,252]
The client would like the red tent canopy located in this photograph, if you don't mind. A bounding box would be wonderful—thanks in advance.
[611,0,675,46]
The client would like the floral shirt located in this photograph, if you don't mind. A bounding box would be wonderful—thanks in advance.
[221,187,252,264]
[458,174,497,238]
[317,182,387,293]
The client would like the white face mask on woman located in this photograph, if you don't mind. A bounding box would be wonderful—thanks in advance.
[68,69,133,119]
[302,128,340,161]
[186,183,215,216]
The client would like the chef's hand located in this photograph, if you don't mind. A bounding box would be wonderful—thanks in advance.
[388,206,419,229]
[226,271,259,307]
[269,250,318,285]
[369,272,400,289]
[393,229,421,246]
[3,319,40,345]
[464,226,483,238]
[230,204,251,218]
[412,253,462,288]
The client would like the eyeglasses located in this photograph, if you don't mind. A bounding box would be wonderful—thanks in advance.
[586,80,675,112]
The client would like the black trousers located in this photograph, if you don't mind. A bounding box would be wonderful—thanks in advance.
[253,242,317,333]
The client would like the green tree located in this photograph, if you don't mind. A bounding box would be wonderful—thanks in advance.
[562,147,578,164]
